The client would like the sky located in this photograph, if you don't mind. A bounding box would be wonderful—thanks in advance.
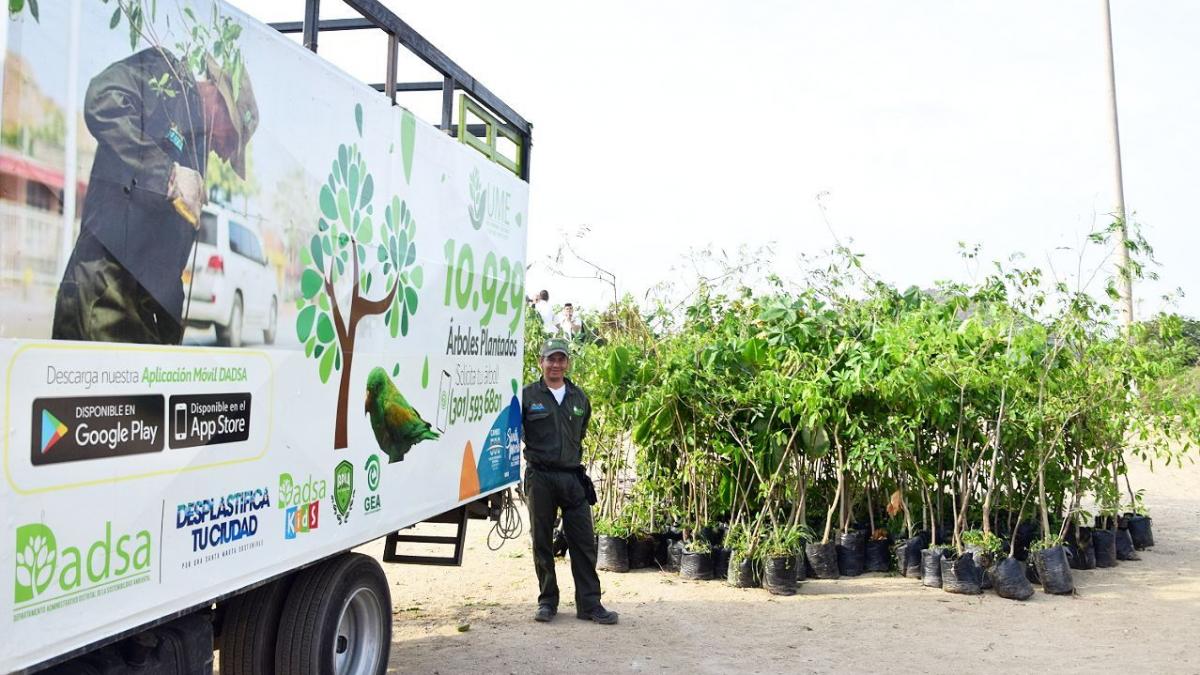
[240,1,1198,319]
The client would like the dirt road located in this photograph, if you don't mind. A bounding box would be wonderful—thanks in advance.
[370,458,1199,674]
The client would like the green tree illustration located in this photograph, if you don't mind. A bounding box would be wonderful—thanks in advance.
[296,104,423,449]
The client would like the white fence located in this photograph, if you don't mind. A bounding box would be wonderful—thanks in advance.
[0,200,74,288]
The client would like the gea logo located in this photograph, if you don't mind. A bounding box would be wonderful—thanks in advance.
[364,454,382,514]
[14,522,152,605]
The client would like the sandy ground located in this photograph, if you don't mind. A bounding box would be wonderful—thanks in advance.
[363,458,1200,675]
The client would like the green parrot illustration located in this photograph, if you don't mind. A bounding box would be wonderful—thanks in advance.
[364,367,440,463]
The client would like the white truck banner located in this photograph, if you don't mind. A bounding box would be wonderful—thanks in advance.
[0,2,527,671]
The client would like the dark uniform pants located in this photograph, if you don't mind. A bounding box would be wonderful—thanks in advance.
[52,253,182,345]
[525,466,601,612]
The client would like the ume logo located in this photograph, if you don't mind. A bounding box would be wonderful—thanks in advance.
[466,168,513,234]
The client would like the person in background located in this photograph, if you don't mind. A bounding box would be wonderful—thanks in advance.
[532,289,555,327]
[557,302,581,338]
[521,337,618,625]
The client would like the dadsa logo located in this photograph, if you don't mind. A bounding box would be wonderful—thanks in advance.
[467,167,520,237]
[13,521,152,620]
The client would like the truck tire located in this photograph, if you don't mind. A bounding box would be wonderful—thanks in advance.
[219,576,293,675]
[276,553,391,675]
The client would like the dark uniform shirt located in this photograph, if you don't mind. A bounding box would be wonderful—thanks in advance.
[521,377,591,469]
[75,47,208,324]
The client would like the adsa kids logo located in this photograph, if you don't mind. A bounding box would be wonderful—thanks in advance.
[467,167,520,237]
[331,460,355,525]
[13,521,152,620]
[279,472,325,540]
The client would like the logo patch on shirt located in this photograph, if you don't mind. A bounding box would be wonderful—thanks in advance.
[530,402,546,412]
[572,405,584,417]
[166,124,185,153]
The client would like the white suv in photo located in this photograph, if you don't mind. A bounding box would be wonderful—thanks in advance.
[183,205,279,347]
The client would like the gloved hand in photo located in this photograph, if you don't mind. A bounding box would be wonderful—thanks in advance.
[167,162,205,227]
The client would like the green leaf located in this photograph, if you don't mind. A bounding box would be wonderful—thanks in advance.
[337,144,348,181]
[310,235,324,273]
[316,313,335,344]
[401,307,410,335]
[109,6,120,28]
[395,231,408,265]
[337,188,352,228]
[319,185,337,221]
[411,266,423,288]
[406,242,416,267]
[28,0,38,21]
[356,216,373,244]
[318,345,337,383]
[300,269,323,299]
[354,103,363,137]
[296,305,317,342]
[392,363,400,377]
[360,175,374,209]
[388,305,399,336]
[401,110,416,184]
[348,164,359,208]
[405,286,418,314]
[421,357,430,388]
[304,336,316,358]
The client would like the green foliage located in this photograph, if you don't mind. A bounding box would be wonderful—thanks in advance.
[960,529,1003,554]
[1028,536,1062,554]
[761,524,808,558]
[8,0,39,22]
[593,517,631,539]
[568,235,1198,558]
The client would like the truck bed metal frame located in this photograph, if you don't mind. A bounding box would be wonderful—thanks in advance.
[269,0,533,182]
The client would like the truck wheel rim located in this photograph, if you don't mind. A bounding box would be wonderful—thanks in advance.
[334,587,383,675]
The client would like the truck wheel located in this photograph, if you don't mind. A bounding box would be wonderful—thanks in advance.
[219,576,293,675]
[276,553,391,675]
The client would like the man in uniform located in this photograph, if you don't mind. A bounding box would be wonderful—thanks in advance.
[522,337,618,625]
[52,47,257,344]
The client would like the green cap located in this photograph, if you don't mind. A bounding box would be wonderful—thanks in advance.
[540,337,570,358]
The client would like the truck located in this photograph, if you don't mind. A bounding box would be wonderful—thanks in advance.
[0,0,532,672]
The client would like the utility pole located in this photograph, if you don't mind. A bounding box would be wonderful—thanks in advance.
[1102,0,1134,335]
